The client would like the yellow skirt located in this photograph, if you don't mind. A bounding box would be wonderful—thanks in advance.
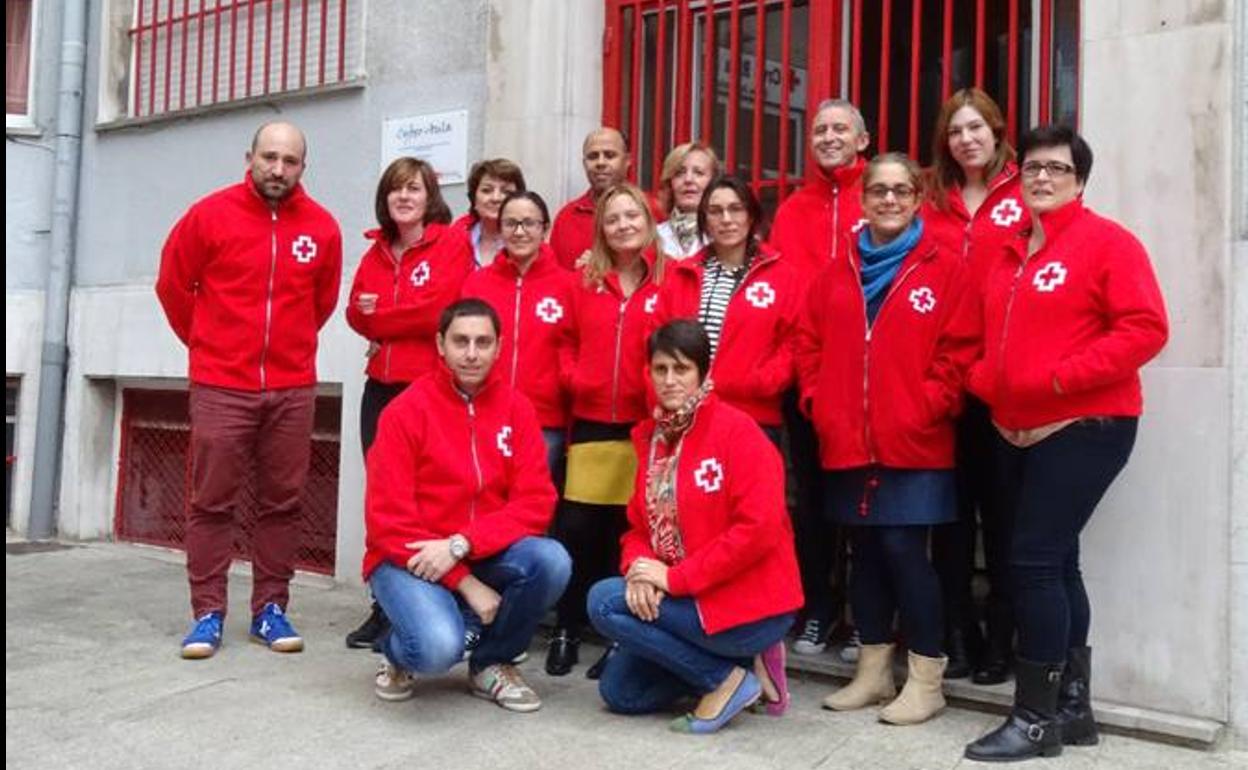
[563,439,638,506]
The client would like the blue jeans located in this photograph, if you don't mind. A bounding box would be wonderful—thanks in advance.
[370,537,571,674]
[588,577,795,714]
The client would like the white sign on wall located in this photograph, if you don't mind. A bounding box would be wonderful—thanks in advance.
[381,109,469,184]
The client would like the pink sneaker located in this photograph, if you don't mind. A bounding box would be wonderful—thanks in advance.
[757,640,790,716]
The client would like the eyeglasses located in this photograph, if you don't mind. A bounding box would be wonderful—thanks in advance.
[864,185,917,203]
[1021,161,1076,179]
[502,218,544,233]
[705,203,748,219]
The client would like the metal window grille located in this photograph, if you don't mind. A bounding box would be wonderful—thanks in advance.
[114,388,340,575]
[603,0,1078,208]
[126,0,363,119]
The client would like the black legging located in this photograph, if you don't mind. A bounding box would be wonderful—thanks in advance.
[360,378,409,455]
[783,391,847,628]
[994,418,1137,663]
[553,499,628,631]
[934,396,1013,643]
[850,525,943,658]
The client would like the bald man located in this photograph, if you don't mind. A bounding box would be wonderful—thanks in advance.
[549,128,633,270]
[157,121,343,660]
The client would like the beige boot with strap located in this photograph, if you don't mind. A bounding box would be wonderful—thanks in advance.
[821,643,897,711]
[879,651,947,725]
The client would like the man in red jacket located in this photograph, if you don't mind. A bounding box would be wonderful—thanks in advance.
[549,127,632,270]
[769,99,871,660]
[156,121,343,660]
[364,298,571,712]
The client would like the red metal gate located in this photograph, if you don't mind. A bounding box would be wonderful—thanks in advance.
[114,388,340,574]
[603,0,1078,206]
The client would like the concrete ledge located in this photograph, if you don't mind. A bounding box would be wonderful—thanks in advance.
[789,653,1226,747]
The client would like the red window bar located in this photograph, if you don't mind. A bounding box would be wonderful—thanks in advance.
[127,0,354,119]
[603,0,1077,203]
[113,389,341,575]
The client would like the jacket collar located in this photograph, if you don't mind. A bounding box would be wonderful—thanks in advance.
[675,242,779,279]
[1006,197,1086,262]
[599,247,657,298]
[432,359,503,405]
[363,222,448,264]
[242,172,307,212]
[942,161,1020,221]
[802,157,866,198]
[487,243,559,281]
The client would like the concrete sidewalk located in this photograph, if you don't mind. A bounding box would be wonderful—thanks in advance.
[6,541,1239,770]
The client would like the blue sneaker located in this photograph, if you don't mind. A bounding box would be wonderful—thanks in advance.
[181,611,224,659]
[249,603,304,653]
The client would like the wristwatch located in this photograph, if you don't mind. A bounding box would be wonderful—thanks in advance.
[448,534,470,561]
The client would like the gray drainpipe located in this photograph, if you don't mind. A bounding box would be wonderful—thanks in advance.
[27,0,88,540]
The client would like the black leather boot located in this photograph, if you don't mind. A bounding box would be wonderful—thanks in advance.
[1057,646,1098,746]
[584,643,616,680]
[345,602,390,649]
[545,627,580,676]
[964,659,1064,762]
[973,618,1013,685]
[944,623,982,680]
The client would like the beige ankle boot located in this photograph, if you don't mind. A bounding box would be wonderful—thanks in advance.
[821,643,896,711]
[879,651,947,725]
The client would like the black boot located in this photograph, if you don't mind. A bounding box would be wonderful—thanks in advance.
[973,621,1013,685]
[585,643,616,680]
[345,602,390,649]
[1057,646,1098,746]
[545,627,580,676]
[965,659,1064,762]
[944,623,981,680]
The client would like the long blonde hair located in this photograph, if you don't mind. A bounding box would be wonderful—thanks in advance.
[584,184,663,287]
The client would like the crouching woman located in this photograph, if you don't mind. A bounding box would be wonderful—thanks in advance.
[587,319,803,734]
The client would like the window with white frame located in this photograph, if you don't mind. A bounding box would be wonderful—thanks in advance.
[102,0,364,122]
[6,0,36,126]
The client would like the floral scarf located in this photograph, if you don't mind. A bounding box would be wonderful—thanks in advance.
[668,209,701,255]
[644,379,713,564]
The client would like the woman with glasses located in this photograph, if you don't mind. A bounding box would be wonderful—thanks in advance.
[964,126,1167,762]
[652,176,798,444]
[923,88,1030,684]
[654,142,720,260]
[453,158,527,269]
[589,320,802,733]
[796,153,978,726]
[547,184,664,678]
[460,191,574,480]
[344,156,474,649]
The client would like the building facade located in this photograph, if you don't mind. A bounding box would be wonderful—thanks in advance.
[5,0,1246,745]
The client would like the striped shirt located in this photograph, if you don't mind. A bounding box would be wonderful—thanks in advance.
[698,254,752,358]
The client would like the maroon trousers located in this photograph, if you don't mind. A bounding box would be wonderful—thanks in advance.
[186,384,316,617]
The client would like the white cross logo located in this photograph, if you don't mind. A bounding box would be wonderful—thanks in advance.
[908,286,937,314]
[1032,261,1068,293]
[693,458,724,494]
[535,297,564,324]
[990,198,1024,228]
[410,261,431,287]
[851,217,869,234]
[292,235,317,264]
[744,281,776,309]
[643,295,658,314]
[496,426,513,458]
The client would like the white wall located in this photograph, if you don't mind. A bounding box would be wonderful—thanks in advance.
[1080,0,1235,726]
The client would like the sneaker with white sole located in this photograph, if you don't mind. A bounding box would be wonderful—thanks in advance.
[181,611,224,659]
[792,618,828,656]
[374,660,416,702]
[839,628,862,663]
[249,602,304,653]
[470,663,542,712]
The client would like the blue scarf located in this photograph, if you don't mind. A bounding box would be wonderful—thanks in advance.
[859,218,923,308]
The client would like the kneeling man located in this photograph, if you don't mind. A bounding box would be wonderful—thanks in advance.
[363,298,571,712]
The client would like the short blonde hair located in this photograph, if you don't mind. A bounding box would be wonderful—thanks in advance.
[657,142,721,214]
[584,184,661,287]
